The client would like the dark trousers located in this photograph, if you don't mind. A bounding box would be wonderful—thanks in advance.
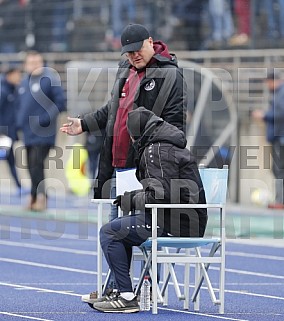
[26,145,51,198]
[272,141,284,203]
[100,212,168,293]
[7,143,21,188]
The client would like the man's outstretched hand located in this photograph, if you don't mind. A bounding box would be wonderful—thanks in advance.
[60,117,83,136]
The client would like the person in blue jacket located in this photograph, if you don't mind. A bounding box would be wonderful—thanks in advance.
[252,69,284,209]
[0,67,25,194]
[17,51,66,211]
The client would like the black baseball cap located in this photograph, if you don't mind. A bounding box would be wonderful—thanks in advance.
[121,24,150,55]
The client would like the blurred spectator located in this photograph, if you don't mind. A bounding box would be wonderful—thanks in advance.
[0,67,27,195]
[17,51,66,211]
[229,0,251,46]
[204,0,234,49]
[252,70,284,209]
[138,0,159,39]
[264,0,284,40]
[30,0,71,52]
[0,0,25,52]
[50,0,70,52]
[107,0,136,51]
[173,0,207,50]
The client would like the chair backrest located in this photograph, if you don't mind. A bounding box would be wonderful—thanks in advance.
[198,166,228,204]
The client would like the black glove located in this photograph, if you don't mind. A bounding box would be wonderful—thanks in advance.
[113,195,122,207]
[113,192,136,213]
[120,191,136,213]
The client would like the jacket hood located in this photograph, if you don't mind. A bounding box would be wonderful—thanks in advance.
[150,41,177,67]
[153,41,172,59]
[127,107,186,151]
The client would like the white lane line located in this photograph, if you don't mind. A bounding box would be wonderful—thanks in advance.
[158,307,249,321]
[0,240,97,256]
[2,225,284,260]
[0,283,247,321]
[2,224,284,251]
[228,239,284,248]
[0,258,97,275]
[1,258,284,302]
[225,267,284,280]
[225,250,284,261]
[0,282,81,297]
[1,240,284,263]
[1,279,283,320]
[1,256,284,282]
[0,312,53,321]
[226,282,284,286]
[224,288,284,300]
[0,226,97,241]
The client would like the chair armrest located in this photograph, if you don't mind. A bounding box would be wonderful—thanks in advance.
[91,199,115,204]
[145,203,224,209]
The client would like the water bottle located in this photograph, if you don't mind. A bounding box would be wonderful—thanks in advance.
[140,276,151,311]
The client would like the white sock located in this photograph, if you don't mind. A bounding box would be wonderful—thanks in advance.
[120,292,135,301]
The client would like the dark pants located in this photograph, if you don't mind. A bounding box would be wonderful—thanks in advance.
[26,145,51,198]
[7,143,21,188]
[272,141,284,203]
[100,212,168,292]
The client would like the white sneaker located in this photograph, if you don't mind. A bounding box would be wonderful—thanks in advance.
[81,288,118,304]
[81,291,99,304]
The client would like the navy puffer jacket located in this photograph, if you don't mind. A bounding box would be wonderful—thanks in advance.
[127,107,208,237]
[0,76,19,141]
[17,69,66,146]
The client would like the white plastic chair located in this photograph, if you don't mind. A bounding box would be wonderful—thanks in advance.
[134,166,229,314]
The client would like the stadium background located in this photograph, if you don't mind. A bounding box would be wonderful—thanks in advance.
[1,0,284,205]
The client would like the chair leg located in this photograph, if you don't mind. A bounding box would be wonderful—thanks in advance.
[191,243,220,302]
[162,262,169,306]
[97,202,103,298]
[219,244,225,314]
[194,262,200,311]
[102,269,112,295]
[134,249,152,296]
[183,249,191,310]
[192,247,219,306]
[152,244,158,314]
[160,248,184,301]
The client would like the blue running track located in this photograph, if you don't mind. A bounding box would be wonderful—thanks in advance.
[0,194,284,321]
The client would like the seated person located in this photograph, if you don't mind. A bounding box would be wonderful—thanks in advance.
[90,107,208,313]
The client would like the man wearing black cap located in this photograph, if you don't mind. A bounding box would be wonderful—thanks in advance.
[60,23,187,303]
[252,69,284,209]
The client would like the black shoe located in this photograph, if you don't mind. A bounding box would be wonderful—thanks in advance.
[92,295,140,313]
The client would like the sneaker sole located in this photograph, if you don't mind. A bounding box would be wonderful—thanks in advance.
[82,298,96,304]
[93,306,140,313]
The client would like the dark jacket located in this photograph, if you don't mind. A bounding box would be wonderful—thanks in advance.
[0,76,19,141]
[127,108,207,237]
[82,42,187,198]
[17,69,66,146]
[264,83,284,143]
